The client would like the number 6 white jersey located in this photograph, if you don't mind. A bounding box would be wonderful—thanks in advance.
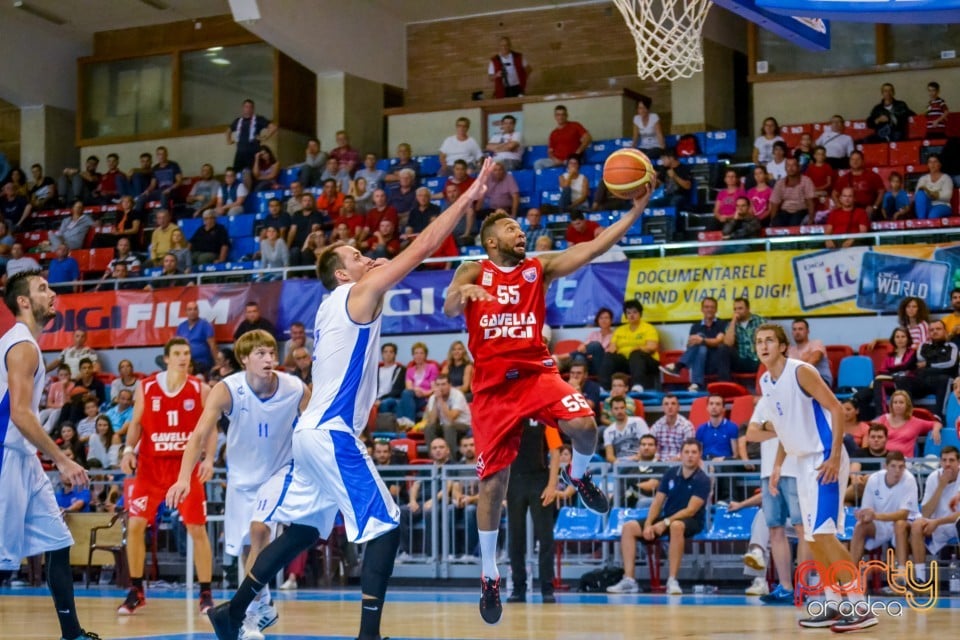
[297,282,382,437]
[222,370,305,489]
[758,358,835,458]
[0,322,45,455]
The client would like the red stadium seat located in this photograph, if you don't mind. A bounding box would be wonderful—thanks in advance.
[390,438,420,462]
[553,339,582,357]
[859,341,892,376]
[706,381,751,400]
[688,396,709,426]
[658,350,689,386]
[729,395,755,427]
[825,345,855,387]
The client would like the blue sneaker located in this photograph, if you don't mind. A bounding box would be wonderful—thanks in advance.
[759,584,794,604]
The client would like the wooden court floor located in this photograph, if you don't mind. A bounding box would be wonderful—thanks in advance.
[3,587,960,639]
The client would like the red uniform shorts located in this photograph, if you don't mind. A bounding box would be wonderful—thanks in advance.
[471,370,594,478]
[127,457,207,525]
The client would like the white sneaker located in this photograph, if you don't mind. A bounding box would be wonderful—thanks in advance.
[630,384,644,394]
[745,577,769,596]
[606,576,639,593]
[395,551,414,563]
[279,576,298,590]
[687,384,700,392]
[238,620,265,640]
[742,547,766,571]
[249,601,278,630]
[666,578,682,595]
[396,417,415,428]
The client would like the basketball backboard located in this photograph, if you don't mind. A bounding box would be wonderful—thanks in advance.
[755,0,960,23]
[713,0,830,50]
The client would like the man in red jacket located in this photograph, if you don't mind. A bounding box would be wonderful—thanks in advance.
[488,37,531,98]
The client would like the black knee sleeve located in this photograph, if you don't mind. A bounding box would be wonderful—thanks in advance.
[360,527,400,600]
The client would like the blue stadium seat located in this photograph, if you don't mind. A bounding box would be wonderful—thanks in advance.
[228,236,259,262]
[423,176,445,197]
[534,167,564,196]
[415,155,441,177]
[511,169,535,195]
[945,393,960,430]
[581,163,604,189]
[940,428,960,451]
[200,260,259,272]
[545,213,570,225]
[226,214,256,238]
[523,145,549,169]
[704,130,737,156]
[540,190,561,208]
[553,507,603,541]
[835,356,874,399]
[695,505,757,541]
[278,166,299,187]
[375,158,395,172]
[600,507,649,541]
[459,245,484,257]
[178,218,203,239]
[584,140,620,165]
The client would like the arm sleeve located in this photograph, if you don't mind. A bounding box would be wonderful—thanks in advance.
[545,425,563,450]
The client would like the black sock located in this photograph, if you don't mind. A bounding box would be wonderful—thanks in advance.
[200,581,211,593]
[131,576,144,591]
[228,523,319,621]
[46,547,83,640]
[359,597,384,640]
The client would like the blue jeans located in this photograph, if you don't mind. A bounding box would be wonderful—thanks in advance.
[914,189,952,219]
[397,389,426,422]
[569,341,606,376]
[678,344,732,386]
[379,397,399,415]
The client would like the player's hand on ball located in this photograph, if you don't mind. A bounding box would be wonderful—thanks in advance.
[197,457,215,483]
[458,284,495,304]
[166,481,190,508]
[58,458,89,488]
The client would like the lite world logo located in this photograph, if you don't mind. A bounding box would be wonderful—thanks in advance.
[794,550,939,614]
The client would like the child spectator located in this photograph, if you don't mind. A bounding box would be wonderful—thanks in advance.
[792,132,815,171]
[747,166,773,224]
[881,172,912,220]
[766,141,788,181]
[926,81,949,137]
[75,395,100,444]
[806,146,836,222]
[711,169,747,231]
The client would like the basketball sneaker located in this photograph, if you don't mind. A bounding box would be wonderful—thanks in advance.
[560,467,609,514]
[248,600,279,630]
[117,587,145,615]
[831,611,879,633]
[62,631,102,640]
[199,589,215,615]
[798,608,842,628]
[238,621,265,640]
[208,602,242,640]
[479,576,502,624]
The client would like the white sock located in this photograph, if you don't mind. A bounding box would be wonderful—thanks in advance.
[571,450,591,480]
[478,529,500,580]
[915,562,928,582]
[825,586,842,604]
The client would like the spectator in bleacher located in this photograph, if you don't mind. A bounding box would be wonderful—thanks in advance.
[896,320,958,421]
[787,319,833,387]
[148,208,175,264]
[280,321,313,369]
[600,374,642,425]
[558,156,590,212]
[792,132,815,171]
[136,145,182,212]
[535,105,592,170]
[213,167,247,216]
[489,36,531,98]
[103,391,133,445]
[396,342,439,428]
[486,114,524,170]
[880,172,912,221]
[907,446,960,584]
[329,130,361,176]
[631,95,665,158]
[442,159,476,201]
[28,163,57,209]
[167,228,192,274]
[259,197,291,241]
[768,157,815,227]
[46,330,99,375]
[49,202,93,252]
[423,374,472,455]
[72,357,107,408]
[295,137,327,188]
[315,178,345,218]
[288,195,324,267]
[711,168,747,231]
[330,222,356,249]
[290,346,312,387]
[227,98,277,179]
[849,451,917,573]
[873,327,917,414]
[388,168,418,219]
[333,195,365,242]
[695,394,740,460]
[523,207,551,252]
[591,180,632,212]
[806,146,836,221]
[846,423,893,504]
[58,155,101,205]
[285,180,305,216]
[189,209,230,265]
[565,306,614,377]
[866,82,914,143]
[106,237,141,274]
[608,438,709,595]
[76,396,100,443]
[815,115,856,169]
[600,299,660,392]
[349,177,373,214]
[6,167,28,197]
[722,297,765,375]
[604,395,651,463]
[899,295,931,347]
[397,438,453,558]
[534,234,553,253]
[40,364,73,434]
[564,210,600,246]
[0,219,12,263]
[832,150,885,220]
[651,149,693,211]
[109,195,145,250]
[126,152,153,199]
[233,301,277,341]
[752,117,783,165]
[721,196,762,243]
[650,394,695,461]
[5,241,39,277]
[110,360,139,402]
[257,224,289,271]
[86,414,121,469]
[364,218,401,260]
[479,161,519,220]
[659,297,730,392]
[567,361,602,412]
[46,242,80,293]
[442,340,473,398]
[0,181,32,230]
[185,163,219,217]
[55,472,91,512]
[439,117,484,175]
[926,82,949,137]
[765,141,788,181]
[355,153,386,192]
[914,154,954,220]
[406,187,440,237]
[943,288,960,339]
[375,342,406,417]
[384,143,420,185]
[102,261,140,291]
[319,157,351,195]
[875,389,943,456]
[824,186,869,249]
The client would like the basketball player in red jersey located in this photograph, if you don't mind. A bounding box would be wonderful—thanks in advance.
[444,179,656,624]
[118,337,217,616]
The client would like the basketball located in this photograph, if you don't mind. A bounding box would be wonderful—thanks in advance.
[602,148,656,199]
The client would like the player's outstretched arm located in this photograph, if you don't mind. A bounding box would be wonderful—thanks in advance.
[354,158,495,304]
[443,261,485,317]
[167,381,228,507]
[540,179,656,282]
[7,342,88,487]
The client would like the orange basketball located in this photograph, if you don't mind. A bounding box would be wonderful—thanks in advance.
[602,148,656,199]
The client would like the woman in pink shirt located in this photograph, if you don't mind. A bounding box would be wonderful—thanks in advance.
[747,166,773,224]
[397,341,440,427]
[874,390,941,456]
[40,364,76,434]
[839,399,871,447]
[711,169,747,230]
[568,307,615,375]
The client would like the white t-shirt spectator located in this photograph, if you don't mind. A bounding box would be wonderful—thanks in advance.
[603,417,651,461]
[426,388,472,426]
[862,469,918,516]
[917,173,954,207]
[488,131,524,164]
[766,158,787,181]
[815,131,855,160]
[6,255,40,277]
[923,468,960,519]
[633,113,661,150]
[754,135,784,164]
[439,136,483,168]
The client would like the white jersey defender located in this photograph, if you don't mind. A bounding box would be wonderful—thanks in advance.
[268,283,400,543]
[221,370,305,557]
[0,323,74,570]
[759,357,850,540]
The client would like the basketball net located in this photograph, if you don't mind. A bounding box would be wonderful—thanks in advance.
[613,0,713,81]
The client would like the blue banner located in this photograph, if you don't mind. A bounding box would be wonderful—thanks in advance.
[856,252,951,313]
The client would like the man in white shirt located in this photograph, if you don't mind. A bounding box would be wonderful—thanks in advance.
[849,451,917,567]
[423,374,472,455]
[908,445,960,581]
[485,115,524,171]
[787,319,833,387]
[603,396,650,463]
[815,115,855,169]
[439,117,483,175]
